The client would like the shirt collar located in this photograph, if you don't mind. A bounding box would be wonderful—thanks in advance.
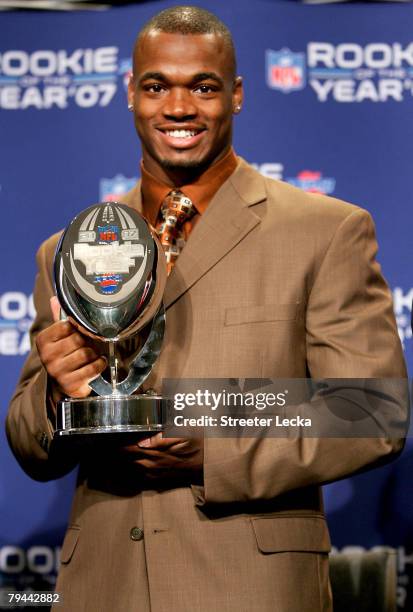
[140,148,239,226]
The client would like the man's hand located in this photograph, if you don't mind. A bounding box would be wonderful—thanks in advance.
[121,433,204,480]
[36,296,107,398]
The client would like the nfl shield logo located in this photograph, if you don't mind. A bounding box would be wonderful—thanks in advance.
[266,49,306,93]
[118,57,133,90]
[97,225,119,243]
[100,174,137,202]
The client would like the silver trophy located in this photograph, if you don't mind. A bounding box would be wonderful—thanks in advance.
[53,201,167,437]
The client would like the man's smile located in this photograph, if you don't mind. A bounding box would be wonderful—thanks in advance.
[156,125,207,148]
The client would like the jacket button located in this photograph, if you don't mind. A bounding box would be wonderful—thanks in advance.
[130,527,144,541]
[38,432,49,452]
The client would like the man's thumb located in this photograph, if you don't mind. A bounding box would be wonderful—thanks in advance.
[50,296,61,323]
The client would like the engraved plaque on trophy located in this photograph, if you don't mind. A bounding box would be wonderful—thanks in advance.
[53,201,167,437]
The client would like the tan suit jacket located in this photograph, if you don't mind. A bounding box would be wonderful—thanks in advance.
[6,159,407,612]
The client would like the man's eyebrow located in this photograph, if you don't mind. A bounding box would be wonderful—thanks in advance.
[192,72,224,86]
[138,71,224,86]
[139,71,166,83]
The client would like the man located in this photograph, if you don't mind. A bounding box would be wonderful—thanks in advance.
[6,6,407,612]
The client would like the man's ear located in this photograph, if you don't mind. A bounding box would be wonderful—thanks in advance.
[232,76,244,114]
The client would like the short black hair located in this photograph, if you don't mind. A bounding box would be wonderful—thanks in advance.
[134,5,237,79]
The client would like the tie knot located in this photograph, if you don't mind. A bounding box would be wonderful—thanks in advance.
[161,190,195,226]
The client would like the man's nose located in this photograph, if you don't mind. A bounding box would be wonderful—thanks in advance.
[163,87,197,119]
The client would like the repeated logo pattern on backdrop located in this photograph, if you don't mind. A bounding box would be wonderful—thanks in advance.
[2,2,413,609]
[393,287,413,350]
[0,293,34,356]
[267,43,413,102]
[0,47,131,109]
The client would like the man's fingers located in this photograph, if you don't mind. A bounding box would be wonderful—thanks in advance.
[137,435,187,449]
[36,321,74,353]
[134,456,177,469]
[137,433,163,448]
[38,330,88,364]
[47,347,104,378]
[50,296,61,323]
[71,356,107,384]
[35,298,108,399]
[56,356,107,397]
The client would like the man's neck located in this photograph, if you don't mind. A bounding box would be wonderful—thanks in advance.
[142,147,232,187]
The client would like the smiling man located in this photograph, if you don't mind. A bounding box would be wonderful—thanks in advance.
[129,24,241,176]
[6,6,407,612]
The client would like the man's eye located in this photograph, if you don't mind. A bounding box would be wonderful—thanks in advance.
[195,84,215,94]
[146,84,164,93]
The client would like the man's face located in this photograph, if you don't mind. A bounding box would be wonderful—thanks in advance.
[128,31,243,179]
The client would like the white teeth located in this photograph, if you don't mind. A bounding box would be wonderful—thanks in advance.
[165,129,197,138]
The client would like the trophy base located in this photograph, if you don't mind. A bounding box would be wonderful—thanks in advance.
[55,394,165,437]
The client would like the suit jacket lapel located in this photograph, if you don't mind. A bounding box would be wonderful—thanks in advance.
[121,159,267,310]
[165,159,266,308]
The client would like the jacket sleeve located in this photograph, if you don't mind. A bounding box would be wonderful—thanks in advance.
[5,235,79,482]
[196,208,409,505]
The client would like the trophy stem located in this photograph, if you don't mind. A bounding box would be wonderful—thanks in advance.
[108,341,118,394]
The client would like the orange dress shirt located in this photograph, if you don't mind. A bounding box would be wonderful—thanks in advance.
[140,148,239,239]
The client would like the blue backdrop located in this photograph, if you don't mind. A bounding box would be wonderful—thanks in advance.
[1,1,413,608]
